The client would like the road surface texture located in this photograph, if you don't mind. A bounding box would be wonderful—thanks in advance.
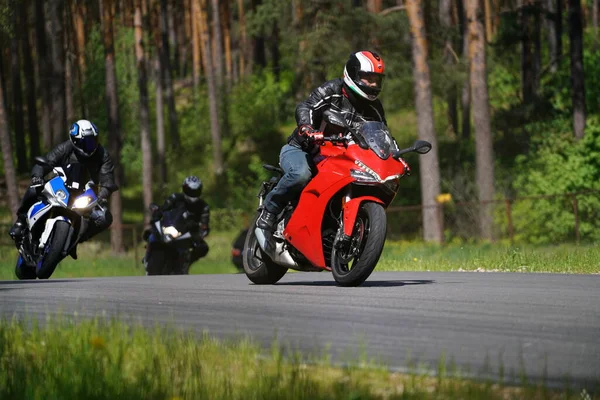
[1,271,598,389]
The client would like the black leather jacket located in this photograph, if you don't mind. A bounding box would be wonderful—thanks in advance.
[288,78,387,151]
[159,193,210,237]
[32,140,118,200]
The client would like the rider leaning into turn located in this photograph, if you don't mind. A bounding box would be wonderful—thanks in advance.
[8,119,118,258]
[256,50,387,231]
[148,176,210,264]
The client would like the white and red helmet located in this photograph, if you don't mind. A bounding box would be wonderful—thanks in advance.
[343,50,385,101]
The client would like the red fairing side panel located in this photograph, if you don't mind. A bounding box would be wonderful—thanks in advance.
[343,196,385,236]
[283,172,354,269]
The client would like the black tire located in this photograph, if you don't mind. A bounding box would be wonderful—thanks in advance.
[242,213,288,284]
[146,247,167,275]
[331,202,386,287]
[15,255,36,280]
[37,221,71,279]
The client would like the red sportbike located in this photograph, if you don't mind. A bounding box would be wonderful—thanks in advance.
[243,110,431,286]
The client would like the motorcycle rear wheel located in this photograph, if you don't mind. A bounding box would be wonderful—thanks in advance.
[331,202,386,287]
[243,213,288,284]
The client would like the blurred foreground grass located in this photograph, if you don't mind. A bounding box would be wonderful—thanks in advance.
[1,230,599,280]
[0,317,592,400]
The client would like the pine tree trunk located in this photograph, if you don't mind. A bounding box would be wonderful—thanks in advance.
[221,0,233,89]
[64,6,75,124]
[47,0,67,147]
[134,0,153,225]
[10,26,28,173]
[406,0,444,244]
[461,4,471,140]
[0,75,20,217]
[73,0,87,115]
[593,0,598,50]
[467,0,495,241]
[237,0,247,77]
[520,0,535,103]
[546,0,559,72]
[168,0,179,76]
[155,55,167,187]
[568,0,586,139]
[211,0,224,87]
[20,0,41,162]
[199,0,224,177]
[36,0,52,149]
[160,0,180,148]
[100,0,125,253]
[440,0,458,135]
[152,5,167,187]
[367,0,383,12]
[191,0,201,86]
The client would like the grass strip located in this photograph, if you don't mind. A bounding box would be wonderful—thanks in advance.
[0,316,592,400]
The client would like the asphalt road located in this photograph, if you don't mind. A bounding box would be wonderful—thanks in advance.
[1,271,599,389]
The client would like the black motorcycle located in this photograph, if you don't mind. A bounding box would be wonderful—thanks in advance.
[143,204,196,275]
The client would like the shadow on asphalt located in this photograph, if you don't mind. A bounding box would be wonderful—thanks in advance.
[0,279,88,285]
[276,280,434,287]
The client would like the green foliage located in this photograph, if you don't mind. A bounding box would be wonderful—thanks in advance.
[509,118,600,243]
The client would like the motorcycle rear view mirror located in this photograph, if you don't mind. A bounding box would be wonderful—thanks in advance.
[393,140,433,158]
[34,156,51,167]
[323,109,347,128]
[413,140,432,154]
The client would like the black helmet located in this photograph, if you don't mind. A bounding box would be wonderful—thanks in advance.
[69,119,100,157]
[343,50,385,101]
[182,176,202,204]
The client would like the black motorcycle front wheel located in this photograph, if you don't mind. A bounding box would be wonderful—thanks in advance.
[37,220,71,279]
[242,213,288,284]
[145,247,166,275]
[331,202,387,287]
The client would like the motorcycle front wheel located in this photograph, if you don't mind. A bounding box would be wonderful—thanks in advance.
[37,220,71,279]
[331,202,387,287]
[242,213,288,284]
[145,246,167,275]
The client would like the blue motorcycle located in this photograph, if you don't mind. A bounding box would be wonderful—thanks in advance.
[15,157,101,279]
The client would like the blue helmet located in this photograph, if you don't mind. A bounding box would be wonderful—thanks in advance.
[69,119,99,157]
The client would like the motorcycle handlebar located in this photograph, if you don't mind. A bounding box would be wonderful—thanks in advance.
[322,136,349,145]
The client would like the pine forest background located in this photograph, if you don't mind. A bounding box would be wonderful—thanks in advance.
[0,0,598,253]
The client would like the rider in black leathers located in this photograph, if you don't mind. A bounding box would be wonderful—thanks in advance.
[8,120,117,258]
[256,50,387,230]
[146,176,210,264]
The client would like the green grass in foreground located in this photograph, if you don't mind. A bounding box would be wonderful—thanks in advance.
[0,317,590,400]
[1,232,599,280]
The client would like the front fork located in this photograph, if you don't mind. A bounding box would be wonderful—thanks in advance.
[334,190,384,250]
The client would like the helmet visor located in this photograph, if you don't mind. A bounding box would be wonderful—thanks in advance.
[72,136,98,155]
[358,72,384,90]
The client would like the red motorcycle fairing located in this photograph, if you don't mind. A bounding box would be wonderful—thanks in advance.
[282,141,407,269]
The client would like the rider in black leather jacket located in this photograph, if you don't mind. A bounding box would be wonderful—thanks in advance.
[147,176,210,263]
[257,50,387,230]
[8,120,117,255]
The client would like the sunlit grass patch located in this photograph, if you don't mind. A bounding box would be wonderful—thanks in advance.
[0,316,591,399]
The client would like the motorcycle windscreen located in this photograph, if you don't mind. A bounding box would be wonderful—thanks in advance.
[64,163,91,191]
[162,206,190,233]
[355,121,393,160]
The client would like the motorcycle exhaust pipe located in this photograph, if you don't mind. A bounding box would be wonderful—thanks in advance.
[254,226,300,269]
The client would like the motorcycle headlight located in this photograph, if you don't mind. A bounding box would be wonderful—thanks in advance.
[73,196,93,209]
[162,226,182,238]
[350,169,380,183]
[55,190,67,200]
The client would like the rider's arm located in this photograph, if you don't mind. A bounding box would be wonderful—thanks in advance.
[98,146,118,200]
[200,202,210,237]
[295,79,343,128]
[160,193,181,212]
[31,141,70,179]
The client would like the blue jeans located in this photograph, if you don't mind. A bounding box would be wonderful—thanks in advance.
[263,144,316,215]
